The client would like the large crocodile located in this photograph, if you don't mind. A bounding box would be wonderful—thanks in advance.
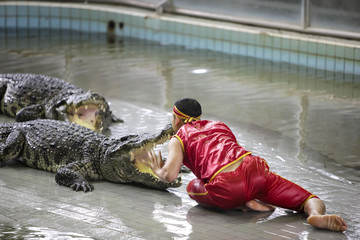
[0,119,181,191]
[0,73,122,132]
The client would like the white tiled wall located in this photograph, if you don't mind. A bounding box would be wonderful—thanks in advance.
[1,1,359,77]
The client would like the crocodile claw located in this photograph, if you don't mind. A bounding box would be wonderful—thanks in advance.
[70,181,94,192]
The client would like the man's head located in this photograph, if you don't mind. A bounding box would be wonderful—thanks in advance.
[172,98,202,132]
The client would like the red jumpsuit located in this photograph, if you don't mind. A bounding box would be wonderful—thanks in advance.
[175,120,318,211]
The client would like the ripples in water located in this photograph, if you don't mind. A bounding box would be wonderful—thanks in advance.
[0,30,359,180]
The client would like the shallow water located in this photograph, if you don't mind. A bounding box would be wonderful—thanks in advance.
[0,30,359,238]
[1,30,359,181]
[0,223,94,240]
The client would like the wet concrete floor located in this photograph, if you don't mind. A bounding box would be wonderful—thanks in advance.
[0,103,359,240]
[1,150,359,239]
[0,32,359,239]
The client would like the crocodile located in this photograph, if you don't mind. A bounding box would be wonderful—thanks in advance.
[0,119,181,191]
[0,73,122,132]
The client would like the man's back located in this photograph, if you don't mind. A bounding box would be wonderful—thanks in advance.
[175,120,250,181]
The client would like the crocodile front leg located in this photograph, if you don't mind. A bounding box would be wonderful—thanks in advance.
[0,129,25,167]
[15,104,46,122]
[55,160,102,192]
[0,81,8,115]
[111,112,124,123]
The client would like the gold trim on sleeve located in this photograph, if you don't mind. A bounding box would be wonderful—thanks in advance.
[174,135,185,153]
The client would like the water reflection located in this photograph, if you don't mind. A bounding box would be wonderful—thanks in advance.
[186,205,274,238]
[0,31,359,177]
[152,202,192,240]
[0,30,359,239]
[0,223,94,240]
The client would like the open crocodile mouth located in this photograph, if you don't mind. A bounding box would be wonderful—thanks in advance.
[132,145,158,177]
[130,130,174,179]
[67,103,108,132]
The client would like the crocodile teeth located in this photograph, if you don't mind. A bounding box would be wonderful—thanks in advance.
[57,105,67,112]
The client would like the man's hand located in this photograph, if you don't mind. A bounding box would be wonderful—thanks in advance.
[146,149,164,172]
[140,137,184,183]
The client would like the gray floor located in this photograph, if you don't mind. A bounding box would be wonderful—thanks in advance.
[1,4,359,237]
[0,156,358,240]
[0,102,359,240]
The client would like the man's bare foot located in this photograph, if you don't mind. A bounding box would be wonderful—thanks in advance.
[307,215,347,232]
[244,200,275,212]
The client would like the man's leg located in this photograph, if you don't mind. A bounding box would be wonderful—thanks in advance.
[250,157,347,232]
[187,178,222,208]
[243,200,275,212]
[304,198,347,232]
[188,178,274,211]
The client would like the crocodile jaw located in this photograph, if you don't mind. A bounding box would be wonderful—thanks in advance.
[103,124,180,189]
[128,143,182,188]
[129,130,174,181]
[67,103,108,132]
[132,145,158,177]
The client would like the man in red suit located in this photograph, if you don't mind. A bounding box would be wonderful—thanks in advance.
[141,98,347,232]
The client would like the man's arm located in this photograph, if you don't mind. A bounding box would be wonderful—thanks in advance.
[146,137,184,183]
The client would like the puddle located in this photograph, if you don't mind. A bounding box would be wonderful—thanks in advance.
[0,223,94,240]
